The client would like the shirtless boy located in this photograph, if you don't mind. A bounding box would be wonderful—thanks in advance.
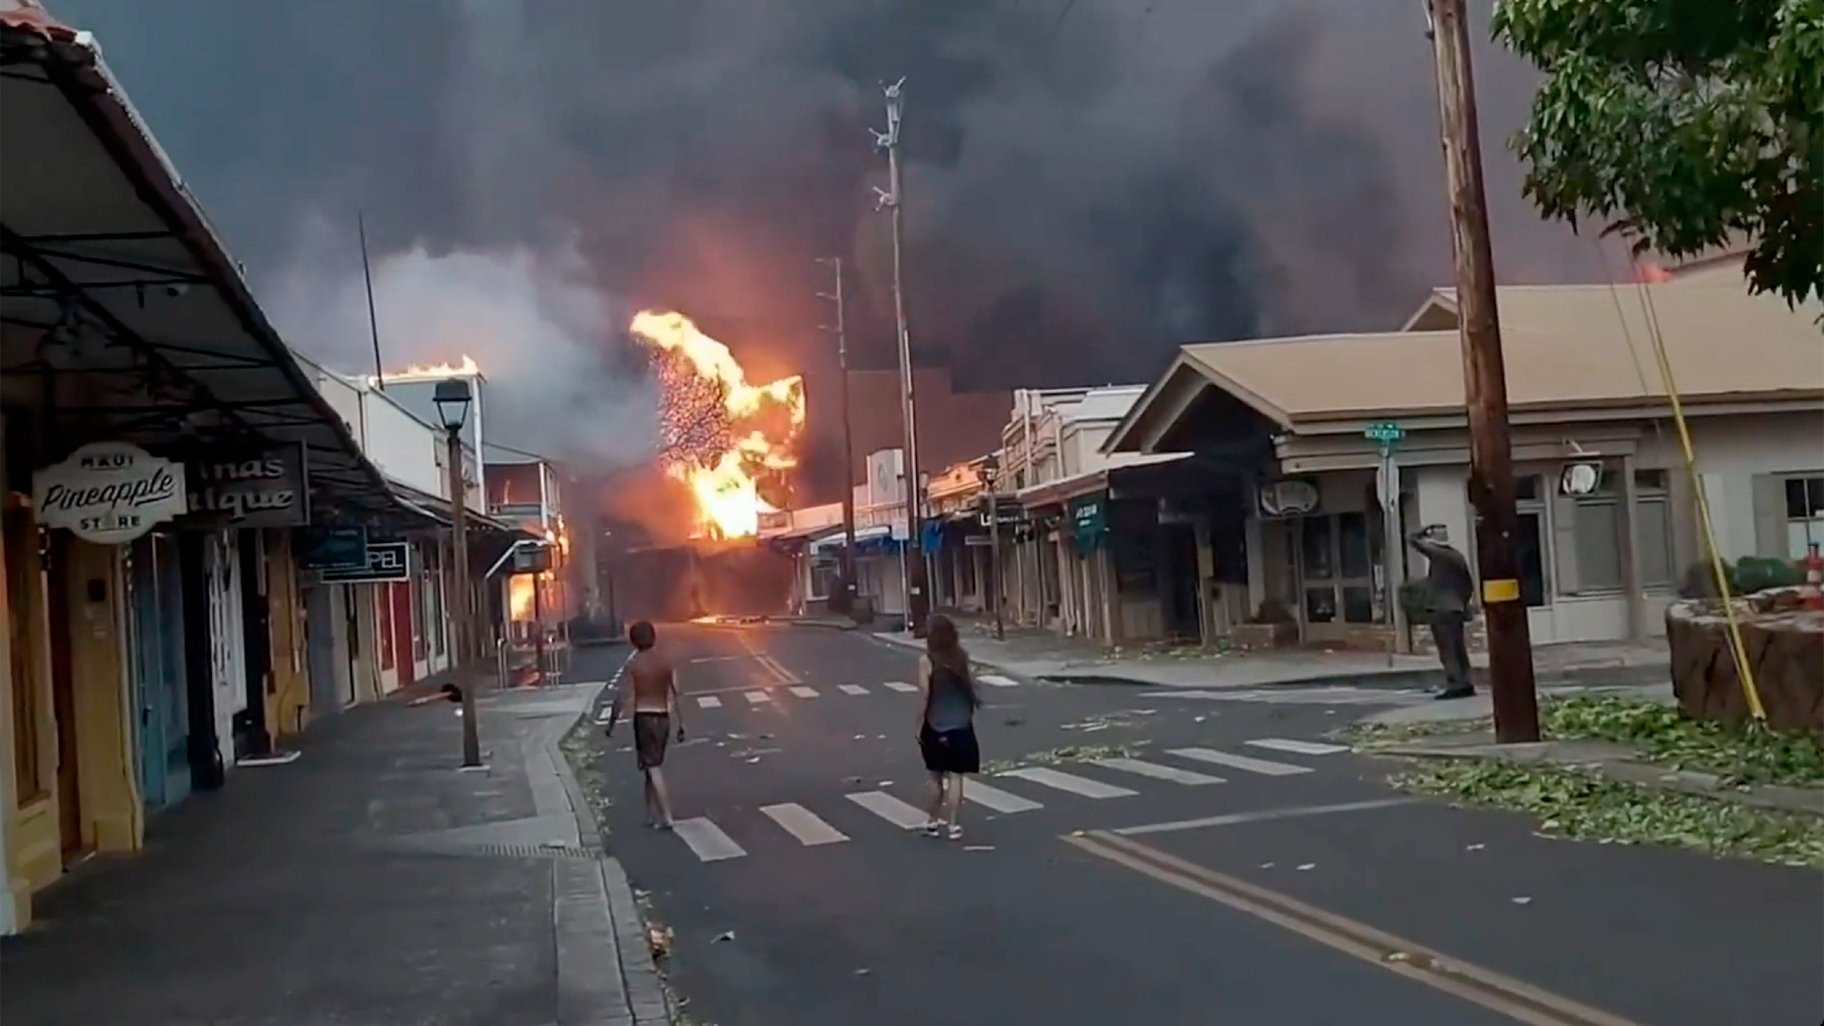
[605,621,685,829]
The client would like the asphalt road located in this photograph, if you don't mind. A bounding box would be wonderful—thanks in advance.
[574,624,1823,1026]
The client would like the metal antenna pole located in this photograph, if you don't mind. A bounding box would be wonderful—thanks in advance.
[873,76,928,637]
[358,210,385,389]
[816,257,860,610]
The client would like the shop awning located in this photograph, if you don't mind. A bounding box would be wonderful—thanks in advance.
[1015,452,1192,509]
[0,11,397,522]
[809,523,902,555]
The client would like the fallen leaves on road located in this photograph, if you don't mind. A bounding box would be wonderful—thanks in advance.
[985,742,1151,773]
[1393,761,1824,867]
[713,930,736,943]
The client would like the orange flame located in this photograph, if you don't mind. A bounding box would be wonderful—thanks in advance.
[630,310,805,539]
[382,355,483,382]
[508,575,535,620]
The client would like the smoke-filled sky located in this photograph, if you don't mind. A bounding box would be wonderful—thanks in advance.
[52,0,1617,476]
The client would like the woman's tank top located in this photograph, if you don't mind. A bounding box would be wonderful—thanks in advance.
[924,663,975,732]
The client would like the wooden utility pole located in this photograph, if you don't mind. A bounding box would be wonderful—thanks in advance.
[816,257,859,611]
[875,77,929,637]
[1425,0,1539,742]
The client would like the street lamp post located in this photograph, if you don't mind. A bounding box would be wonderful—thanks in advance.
[982,459,1004,641]
[434,378,482,768]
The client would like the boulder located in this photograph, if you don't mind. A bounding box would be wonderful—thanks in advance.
[1666,587,1824,732]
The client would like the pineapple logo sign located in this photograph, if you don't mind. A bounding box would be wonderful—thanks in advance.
[33,441,187,544]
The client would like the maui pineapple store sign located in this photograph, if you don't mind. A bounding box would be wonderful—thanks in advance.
[34,442,187,544]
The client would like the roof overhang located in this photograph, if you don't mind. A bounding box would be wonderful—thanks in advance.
[1016,453,1194,509]
[1103,350,1295,456]
[0,10,396,522]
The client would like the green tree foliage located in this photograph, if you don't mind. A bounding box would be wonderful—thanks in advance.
[1494,0,1823,304]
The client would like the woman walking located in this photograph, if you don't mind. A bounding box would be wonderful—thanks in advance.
[918,615,983,840]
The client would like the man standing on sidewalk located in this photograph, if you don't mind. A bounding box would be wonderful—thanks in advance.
[1408,524,1475,700]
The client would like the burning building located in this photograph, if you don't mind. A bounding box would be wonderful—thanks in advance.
[630,310,806,540]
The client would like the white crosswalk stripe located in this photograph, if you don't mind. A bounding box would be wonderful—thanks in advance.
[999,767,1136,799]
[838,684,870,696]
[882,681,919,693]
[696,695,722,709]
[1246,738,1349,756]
[760,803,848,846]
[744,690,772,704]
[1167,747,1312,777]
[963,781,1044,814]
[977,674,1020,688]
[1094,757,1226,786]
[788,686,820,699]
[673,817,746,862]
[845,790,930,829]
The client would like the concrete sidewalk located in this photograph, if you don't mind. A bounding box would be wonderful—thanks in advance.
[875,619,1669,692]
[0,673,664,1026]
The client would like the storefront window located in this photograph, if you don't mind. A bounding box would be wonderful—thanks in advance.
[1301,517,1333,579]
[810,559,839,599]
[1299,512,1377,625]
[1338,513,1371,578]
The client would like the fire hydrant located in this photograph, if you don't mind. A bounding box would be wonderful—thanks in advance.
[1804,543,1824,611]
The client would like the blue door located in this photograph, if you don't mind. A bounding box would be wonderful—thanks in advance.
[129,536,190,813]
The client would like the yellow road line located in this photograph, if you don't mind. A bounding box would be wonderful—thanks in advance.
[733,631,800,685]
[1063,831,1643,1026]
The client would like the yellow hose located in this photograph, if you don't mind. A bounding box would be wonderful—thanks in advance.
[1644,307,1767,722]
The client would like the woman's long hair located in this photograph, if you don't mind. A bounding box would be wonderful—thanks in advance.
[925,614,981,708]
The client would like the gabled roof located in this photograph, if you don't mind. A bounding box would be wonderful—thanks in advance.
[1110,281,1823,452]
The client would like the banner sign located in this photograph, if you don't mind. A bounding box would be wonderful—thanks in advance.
[301,526,369,570]
[319,540,411,583]
[1069,494,1108,554]
[179,443,309,529]
[33,441,187,544]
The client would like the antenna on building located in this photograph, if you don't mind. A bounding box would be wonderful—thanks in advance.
[358,210,385,389]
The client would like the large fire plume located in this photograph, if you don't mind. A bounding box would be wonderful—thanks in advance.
[630,310,805,539]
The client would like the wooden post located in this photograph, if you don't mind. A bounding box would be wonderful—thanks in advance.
[1426,0,1539,741]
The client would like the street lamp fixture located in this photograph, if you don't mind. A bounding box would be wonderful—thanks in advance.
[436,375,482,768]
[433,377,472,433]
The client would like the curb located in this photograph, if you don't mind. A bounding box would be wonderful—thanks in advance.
[1375,739,1824,819]
[548,681,673,1026]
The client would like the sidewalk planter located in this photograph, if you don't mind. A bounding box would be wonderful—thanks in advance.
[1667,587,1824,732]
[1232,621,1296,651]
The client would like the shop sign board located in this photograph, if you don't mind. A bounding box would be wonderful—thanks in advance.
[33,441,186,544]
[301,526,369,570]
[1069,494,1108,554]
[319,540,411,583]
[1258,478,1319,518]
[178,443,309,529]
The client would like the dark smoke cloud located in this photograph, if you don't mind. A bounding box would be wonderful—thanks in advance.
[52,0,1615,487]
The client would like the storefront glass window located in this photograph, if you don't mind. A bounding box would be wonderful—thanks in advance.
[1300,517,1333,579]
